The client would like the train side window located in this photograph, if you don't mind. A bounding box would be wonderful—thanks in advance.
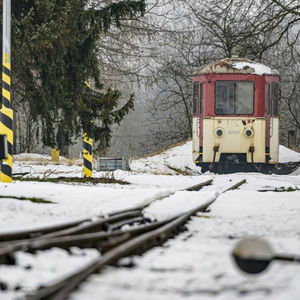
[193,82,203,115]
[192,82,199,116]
[265,83,270,114]
[271,82,279,116]
[199,83,203,114]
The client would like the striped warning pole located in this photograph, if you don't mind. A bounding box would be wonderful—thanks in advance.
[51,147,59,162]
[83,133,93,177]
[0,0,13,183]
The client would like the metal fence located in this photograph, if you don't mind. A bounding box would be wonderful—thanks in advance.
[97,157,129,171]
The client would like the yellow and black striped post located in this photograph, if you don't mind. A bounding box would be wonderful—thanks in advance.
[83,133,93,177]
[51,147,59,162]
[0,0,13,183]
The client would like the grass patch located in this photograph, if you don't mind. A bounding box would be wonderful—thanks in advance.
[166,165,189,175]
[13,176,130,185]
[259,186,300,192]
[195,214,211,219]
[15,157,82,166]
[274,186,300,192]
[0,195,53,204]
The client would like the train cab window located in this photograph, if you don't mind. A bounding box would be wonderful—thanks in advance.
[271,82,279,115]
[193,82,199,116]
[265,83,270,114]
[192,82,203,116]
[215,81,254,115]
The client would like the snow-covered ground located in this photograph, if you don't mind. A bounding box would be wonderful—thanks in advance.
[73,182,300,300]
[130,142,300,174]
[0,142,300,299]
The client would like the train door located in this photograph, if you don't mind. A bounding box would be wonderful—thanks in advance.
[265,81,279,162]
[265,82,271,162]
[199,83,203,159]
[192,81,203,163]
[270,82,279,162]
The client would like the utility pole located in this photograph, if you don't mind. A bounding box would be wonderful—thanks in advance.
[0,0,13,183]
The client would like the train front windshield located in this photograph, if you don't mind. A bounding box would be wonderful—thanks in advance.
[215,81,254,115]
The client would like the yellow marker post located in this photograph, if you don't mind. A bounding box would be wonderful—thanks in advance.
[0,0,13,183]
[83,133,93,177]
[51,148,59,162]
[82,80,93,178]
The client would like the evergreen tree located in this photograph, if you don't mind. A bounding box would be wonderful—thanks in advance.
[8,0,146,152]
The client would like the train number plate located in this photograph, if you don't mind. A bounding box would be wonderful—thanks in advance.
[228,129,240,135]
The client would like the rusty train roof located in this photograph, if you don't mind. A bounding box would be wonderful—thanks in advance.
[193,57,278,76]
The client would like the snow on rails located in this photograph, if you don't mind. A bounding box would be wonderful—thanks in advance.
[0,178,246,299]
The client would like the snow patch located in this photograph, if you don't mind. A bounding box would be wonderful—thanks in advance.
[0,248,99,293]
[232,61,277,75]
[143,191,217,221]
[279,145,300,163]
[131,141,300,174]
[130,141,201,175]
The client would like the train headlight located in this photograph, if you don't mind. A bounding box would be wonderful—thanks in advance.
[245,128,254,138]
[215,128,224,137]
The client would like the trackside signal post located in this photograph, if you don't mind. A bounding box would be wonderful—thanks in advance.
[0,0,13,183]
[51,147,59,162]
[83,133,93,177]
[83,80,93,178]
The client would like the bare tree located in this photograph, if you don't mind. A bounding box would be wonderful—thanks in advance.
[269,0,300,16]
[148,29,213,143]
[103,0,300,153]
[14,101,40,153]
[183,0,299,59]
[271,38,300,149]
[14,0,300,156]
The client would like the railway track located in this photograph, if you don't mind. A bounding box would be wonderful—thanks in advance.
[0,178,246,299]
[274,161,300,175]
[0,179,213,262]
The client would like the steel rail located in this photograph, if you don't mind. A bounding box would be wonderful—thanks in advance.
[25,199,215,300]
[25,216,179,252]
[0,210,141,264]
[40,210,142,238]
[0,179,213,244]
[25,179,246,300]
[0,209,143,249]
[0,218,91,242]
[0,210,142,263]
[0,207,143,243]
[0,179,214,264]
[106,216,150,231]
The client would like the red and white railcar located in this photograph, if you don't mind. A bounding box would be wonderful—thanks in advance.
[192,57,279,173]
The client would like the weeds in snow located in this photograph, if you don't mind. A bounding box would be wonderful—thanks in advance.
[0,195,53,204]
